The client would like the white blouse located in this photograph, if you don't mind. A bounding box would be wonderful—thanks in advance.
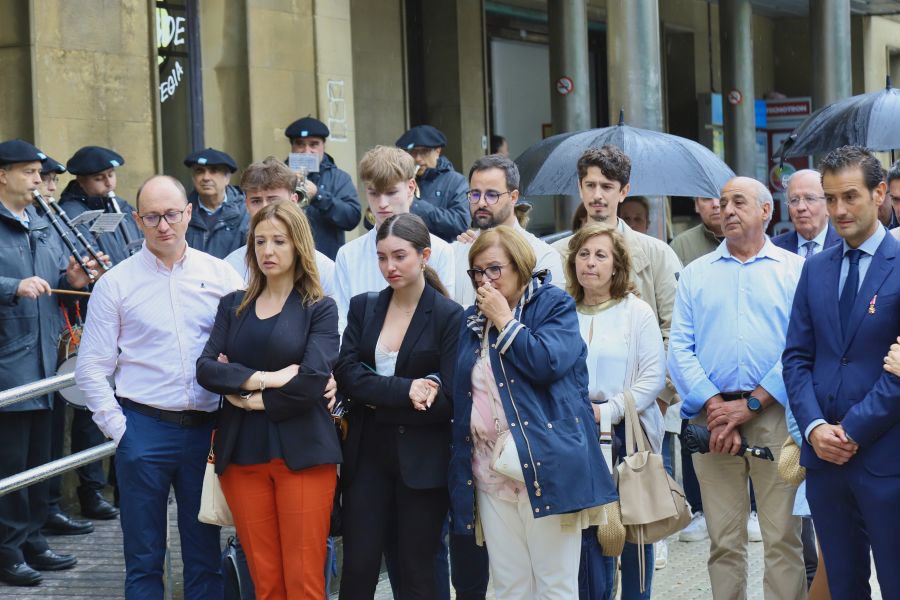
[577,293,667,453]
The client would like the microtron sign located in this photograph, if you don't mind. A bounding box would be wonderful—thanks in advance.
[766,99,812,122]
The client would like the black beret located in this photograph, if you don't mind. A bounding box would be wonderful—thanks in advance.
[41,156,67,175]
[396,125,447,150]
[66,146,124,175]
[0,139,47,165]
[183,147,238,172]
[284,117,329,140]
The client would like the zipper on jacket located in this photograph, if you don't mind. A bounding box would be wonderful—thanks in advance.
[497,356,543,498]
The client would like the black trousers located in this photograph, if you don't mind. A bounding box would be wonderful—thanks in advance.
[48,395,107,511]
[339,423,448,600]
[0,410,52,566]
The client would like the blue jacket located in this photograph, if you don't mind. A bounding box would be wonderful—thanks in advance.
[771,223,842,255]
[305,154,361,260]
[0,204,71,411]
[58,181,143,266]
[412,156,470,242]
[185,185,248,259]
[783,233,900,474]
[449,272,617,535]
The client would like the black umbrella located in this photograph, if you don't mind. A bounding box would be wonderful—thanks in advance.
[680,424,774,461]
[780,76,900,160]
[515,111,734,199]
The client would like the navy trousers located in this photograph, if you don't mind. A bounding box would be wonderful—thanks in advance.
[807,459,900,598]
[115,407,222,600]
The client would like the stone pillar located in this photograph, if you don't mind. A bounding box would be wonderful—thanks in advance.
[811,0,851,110]
[607,0,667,239]
[719,0,756,177]
[548,0,590,231]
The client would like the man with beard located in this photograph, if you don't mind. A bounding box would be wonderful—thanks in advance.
[451,154,564,307]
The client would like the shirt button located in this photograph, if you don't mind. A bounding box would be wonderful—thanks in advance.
[465,435,471,442]
[498,383,504,388]
[523,421,529,426]
[398,426,405,434]
[510,422,516,427]
[841,357,849,366]
[467,480,473,486]
[467,524,473,530]
[534,508,540,513]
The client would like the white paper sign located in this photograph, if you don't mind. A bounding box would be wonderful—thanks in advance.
[288,153,319,174]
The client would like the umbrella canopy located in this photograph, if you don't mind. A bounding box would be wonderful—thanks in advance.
[515,116,734,199]
[781,77,900,159]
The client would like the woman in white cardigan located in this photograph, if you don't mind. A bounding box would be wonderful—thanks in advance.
[565,223,666,600]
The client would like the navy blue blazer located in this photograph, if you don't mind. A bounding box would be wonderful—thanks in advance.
[783,232,900,474]
[771,223,842,255]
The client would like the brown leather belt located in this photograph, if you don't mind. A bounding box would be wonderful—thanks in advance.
[119,397,216,427]
[720,391,754,402]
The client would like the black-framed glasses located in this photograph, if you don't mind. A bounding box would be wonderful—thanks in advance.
[787,195,825,207]
[467,190,511,205]
[138,208,187,228]
[467,263,509,282]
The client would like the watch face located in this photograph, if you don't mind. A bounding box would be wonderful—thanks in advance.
[748,397,762,412]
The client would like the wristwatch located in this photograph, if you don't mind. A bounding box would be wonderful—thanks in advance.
[746,396,763,413]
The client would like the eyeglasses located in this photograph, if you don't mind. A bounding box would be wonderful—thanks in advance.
[40,175,59,185]
[467,190,511,205]
[138,208,187,228]
[467,263,509,282]
[787,195,825,207]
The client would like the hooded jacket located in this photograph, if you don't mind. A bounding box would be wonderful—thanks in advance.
[305,154,362,260]
[58,180,143,266]
[185,185,248,259]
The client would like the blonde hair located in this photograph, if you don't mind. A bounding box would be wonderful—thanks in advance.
[468,225,536,291]
[358,145,416,192]
[236,201,324,315]
[564,223,635,303]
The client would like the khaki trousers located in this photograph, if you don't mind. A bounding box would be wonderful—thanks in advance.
[692,403,806,600]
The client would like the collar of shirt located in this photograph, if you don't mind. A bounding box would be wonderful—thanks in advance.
[197,198,224,215]
[798,225,829,253]
[842,223,886,258]
[617,218,626,233]
[711,237,782,265]
[138,241,190,273]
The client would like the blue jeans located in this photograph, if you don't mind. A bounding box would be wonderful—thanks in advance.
[116,407,222,600]
[603,542,653,600]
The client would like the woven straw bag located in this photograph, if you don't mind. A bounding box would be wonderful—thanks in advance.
[777,436,806,485]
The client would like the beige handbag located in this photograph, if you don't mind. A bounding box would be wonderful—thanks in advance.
[482,333,526,483]
[596,402,626,557]
[778,436,806,485]
[618,390,691,546]
[198,432,233,526]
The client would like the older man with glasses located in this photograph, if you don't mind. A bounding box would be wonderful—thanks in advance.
[772,169,842,257]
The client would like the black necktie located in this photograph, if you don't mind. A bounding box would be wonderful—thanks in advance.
[839,249,862,336]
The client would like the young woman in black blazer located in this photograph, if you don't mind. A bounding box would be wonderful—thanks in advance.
[196,201,340,600]
[335,213,462,600]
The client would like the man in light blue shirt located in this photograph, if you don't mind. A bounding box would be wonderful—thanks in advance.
[668,176,806,600]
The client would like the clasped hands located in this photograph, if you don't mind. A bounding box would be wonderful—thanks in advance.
[409,378,439,411]
[219,354,337,412]
[704,394,754,455]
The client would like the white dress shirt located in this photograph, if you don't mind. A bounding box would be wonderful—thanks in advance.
[224,245,335,297]
[75,244,244,444]
[796,225,829,257]
[334,228,455,333]
[451,223,566,307]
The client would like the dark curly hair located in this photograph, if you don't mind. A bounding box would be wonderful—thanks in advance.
[577,145,631,189]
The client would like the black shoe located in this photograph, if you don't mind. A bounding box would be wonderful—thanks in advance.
[80,492,119,520]
[0,562,42,586]
[42,512,95,536]
[25,549,77,571]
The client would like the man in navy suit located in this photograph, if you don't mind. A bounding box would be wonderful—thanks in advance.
[771,169,842,257]
[783,146,900,597]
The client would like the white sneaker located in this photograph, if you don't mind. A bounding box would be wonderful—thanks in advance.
[747,511,763,542]
[654,539,668,570]
[679,511,709,542]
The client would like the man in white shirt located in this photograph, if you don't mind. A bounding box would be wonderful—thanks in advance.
[75,176,243,599]
[334,146,454,333]
[451,155,564,307]
[223,157,335,295]
[771,169,842,257]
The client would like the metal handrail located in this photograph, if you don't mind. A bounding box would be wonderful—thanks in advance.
[0,372,76,409]
[0,441,116,496]
[0,374,115,496]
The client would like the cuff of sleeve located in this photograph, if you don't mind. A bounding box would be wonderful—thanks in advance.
[758,372,787,406]
[495,319,523,355]
[682,381,720,419]
[424,373,442,387]
[804,419,827,444]
[108,413,127,446]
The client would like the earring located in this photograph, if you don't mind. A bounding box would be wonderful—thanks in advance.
[612,271,616,276]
